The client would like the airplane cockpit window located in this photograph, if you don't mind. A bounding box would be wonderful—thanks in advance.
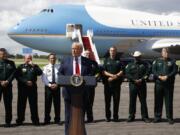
[41,9,54,13]
[41,9,46,12]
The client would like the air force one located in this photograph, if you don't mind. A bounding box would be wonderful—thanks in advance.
[8,4,180,62]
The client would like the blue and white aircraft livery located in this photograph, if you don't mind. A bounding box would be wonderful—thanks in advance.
[8,4,180,59]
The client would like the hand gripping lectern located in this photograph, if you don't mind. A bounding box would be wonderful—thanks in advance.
[58,75,97,135]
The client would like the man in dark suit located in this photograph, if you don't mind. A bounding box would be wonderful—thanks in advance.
[83,50,99,123]
[59,42,94,135]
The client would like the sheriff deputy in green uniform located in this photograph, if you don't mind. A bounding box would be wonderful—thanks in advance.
[0,48,16,127]
[125,51,151,123]
[152,48,177,124]
[103,46,123,122]
[16,54,42,126]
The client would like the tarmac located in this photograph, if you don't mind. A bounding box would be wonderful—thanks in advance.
[0,76,180,135]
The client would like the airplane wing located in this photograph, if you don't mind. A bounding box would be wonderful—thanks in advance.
[152,39,180,54]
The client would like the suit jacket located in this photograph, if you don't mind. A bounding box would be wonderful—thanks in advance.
[58,56,94,101]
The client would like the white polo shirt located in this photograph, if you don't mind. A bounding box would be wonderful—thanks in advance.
[42,63,60,87]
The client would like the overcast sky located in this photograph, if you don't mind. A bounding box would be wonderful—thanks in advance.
[1,0,180,54]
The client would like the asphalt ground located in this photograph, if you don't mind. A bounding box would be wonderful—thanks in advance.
[0,76,180,135]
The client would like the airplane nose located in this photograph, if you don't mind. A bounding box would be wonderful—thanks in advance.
[7,27,15,38]
[7,23,20,37]
[7,21,28,47]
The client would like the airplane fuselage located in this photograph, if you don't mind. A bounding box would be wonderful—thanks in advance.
[8,4,180,59]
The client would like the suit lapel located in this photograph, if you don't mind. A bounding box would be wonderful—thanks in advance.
[81,56,85,75]
[69,57,73,75]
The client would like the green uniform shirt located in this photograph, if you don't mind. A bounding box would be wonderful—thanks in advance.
[152,58,177,84]
[125,60,149,82]
[103,58,123,86]
[0,59,16,83]
[16,64,42,85]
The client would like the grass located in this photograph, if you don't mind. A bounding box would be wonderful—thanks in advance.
[176,61,180,66]
[11,58,49,68]
[10,58,180,68]
[12,58,48,63]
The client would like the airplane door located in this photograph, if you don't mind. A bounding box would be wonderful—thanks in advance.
[66,24,83,38]
[74,24,83,35]
[66,24,75,38]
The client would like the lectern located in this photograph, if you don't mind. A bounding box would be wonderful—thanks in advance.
[58,75,97,135]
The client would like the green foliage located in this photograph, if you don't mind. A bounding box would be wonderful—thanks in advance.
[15,54,24,59]
[176,61,180,66]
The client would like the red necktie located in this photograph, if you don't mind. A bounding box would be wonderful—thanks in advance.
[75,57,80,75]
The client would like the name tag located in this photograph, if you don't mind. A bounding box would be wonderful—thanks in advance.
[167,62,172,66]
[22,68,27,73]
[6,64,12,69]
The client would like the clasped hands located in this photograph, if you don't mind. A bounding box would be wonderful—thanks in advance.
[0,80,9,87]
[50,84,58,90]
[158,75,168,81]
[134,79,142,85]
[108,74,120,82]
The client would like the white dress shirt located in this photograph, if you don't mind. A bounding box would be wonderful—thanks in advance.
[73,56,81,75]
[42,63,60,87]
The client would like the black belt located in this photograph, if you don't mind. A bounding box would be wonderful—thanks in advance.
[49,82,56,84]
